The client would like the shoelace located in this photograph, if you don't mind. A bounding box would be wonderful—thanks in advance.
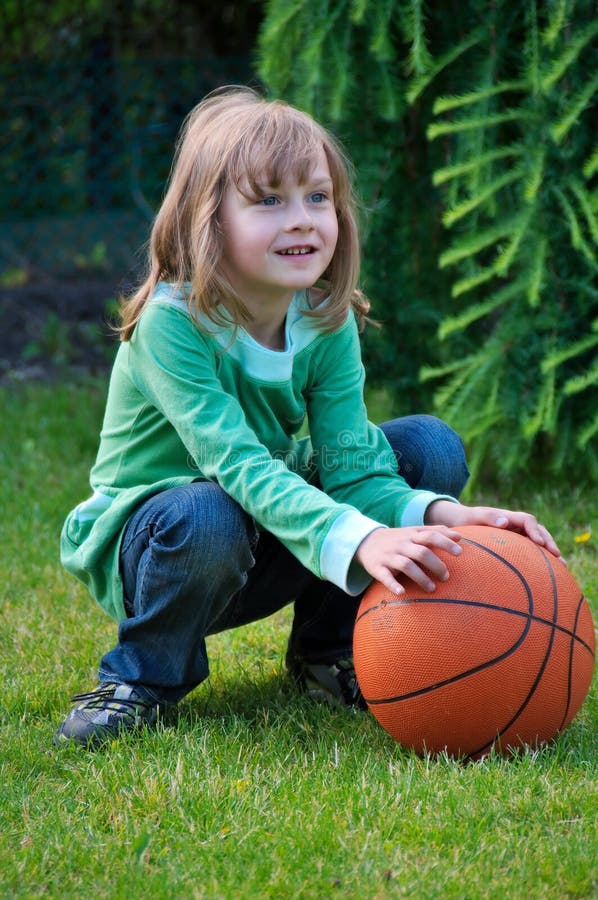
[70,685,154,714]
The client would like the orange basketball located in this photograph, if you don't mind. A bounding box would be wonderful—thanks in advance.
[353,526,595,759]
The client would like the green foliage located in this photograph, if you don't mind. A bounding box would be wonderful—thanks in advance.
[258,0,598,482]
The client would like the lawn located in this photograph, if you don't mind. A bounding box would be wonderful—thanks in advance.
[1,380,596,898]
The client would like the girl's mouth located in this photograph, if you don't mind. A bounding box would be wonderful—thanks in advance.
[277,247,315,255]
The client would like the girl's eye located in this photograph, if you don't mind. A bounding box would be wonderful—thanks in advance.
[310,192,327,203]
[261,196,279,206]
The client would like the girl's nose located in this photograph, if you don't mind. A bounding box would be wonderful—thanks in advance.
[285,200,314,230]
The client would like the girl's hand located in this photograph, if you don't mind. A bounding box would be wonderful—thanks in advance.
[425,500,562,559]
[354,525,463,595]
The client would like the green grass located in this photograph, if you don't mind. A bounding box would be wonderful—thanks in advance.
[1,381,596,899]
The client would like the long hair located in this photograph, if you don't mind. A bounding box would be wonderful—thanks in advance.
[118,86,369,340]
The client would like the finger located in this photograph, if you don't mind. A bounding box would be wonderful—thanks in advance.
[399,544,452,582]
[466,506,523,530]
[508,513,544,543]
[412,530,463,556]
[375,567,405,596]
[393,556,438,592]
[527,521,561,557]
[493,511,562,558]
[418,525,463,541]
[522,515,544,541]
[489,509,529,532]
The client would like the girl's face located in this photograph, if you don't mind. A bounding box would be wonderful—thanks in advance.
[218,146,339,308]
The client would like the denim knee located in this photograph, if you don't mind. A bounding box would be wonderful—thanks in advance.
[168,482,258,581]
[120,481,258,619]
[380,414,470,498]
[106,482,261,701]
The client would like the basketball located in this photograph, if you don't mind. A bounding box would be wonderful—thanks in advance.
[353,526,595,759]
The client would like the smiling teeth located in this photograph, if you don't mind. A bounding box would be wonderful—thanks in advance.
[280,248,312,255]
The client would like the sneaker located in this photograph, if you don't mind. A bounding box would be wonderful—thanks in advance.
[286,648,367,710]
[53,682,161,748]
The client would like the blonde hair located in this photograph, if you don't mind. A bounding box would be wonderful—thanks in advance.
[118,85,369,340]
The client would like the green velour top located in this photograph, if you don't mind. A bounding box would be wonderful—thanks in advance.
[61,284,456,621]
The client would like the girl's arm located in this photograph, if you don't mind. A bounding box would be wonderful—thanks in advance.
[306,313,458,526]
[307,312,561,594]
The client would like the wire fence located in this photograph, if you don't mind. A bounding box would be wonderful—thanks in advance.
[1,49,254,281]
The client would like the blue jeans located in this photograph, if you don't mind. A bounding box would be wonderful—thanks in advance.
[99,415,469,704]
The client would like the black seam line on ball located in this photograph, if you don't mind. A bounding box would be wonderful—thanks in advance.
[358,594,594,659]
[470,544,560,757]
[558,591,591,733]
[356,536,593,657]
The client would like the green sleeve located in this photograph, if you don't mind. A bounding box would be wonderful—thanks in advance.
[306,313,452,526]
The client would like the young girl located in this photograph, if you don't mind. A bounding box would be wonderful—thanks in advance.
[55,86,559,747]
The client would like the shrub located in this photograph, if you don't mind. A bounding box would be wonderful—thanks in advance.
[258,0,598,482]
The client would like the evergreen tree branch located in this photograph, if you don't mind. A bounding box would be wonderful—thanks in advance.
[583,146,598,180]
[541,0,569,49]
[568,180,598,245]
[564,362,598,396]
[527,236,547,306]
[400,0,433,75]
[406,26,486,104]
[541,19,598,91]
[577,411,598,449]
[439,275,527,339]
[553,187,598,268]
[523,368,556,438]
[433,81,528,114]
[494,206,534,275]
[350,0,368,24]
[433,145,523,186]
[370,0,396,62]
[439,215,522,267]
[450,266,498,299]
[442,169,523,228]
[258,0,307,93]
[328,13,353,119]
[427,110,532,140]
[550,72,598,144]
[541,333,598,373]
[523,145,545,203]
[439,354,502,431]
[420,355,477,382]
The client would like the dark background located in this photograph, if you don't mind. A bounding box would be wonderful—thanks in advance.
[0,2,263,379]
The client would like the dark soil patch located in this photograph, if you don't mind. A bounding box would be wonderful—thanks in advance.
[0,277,125,382]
